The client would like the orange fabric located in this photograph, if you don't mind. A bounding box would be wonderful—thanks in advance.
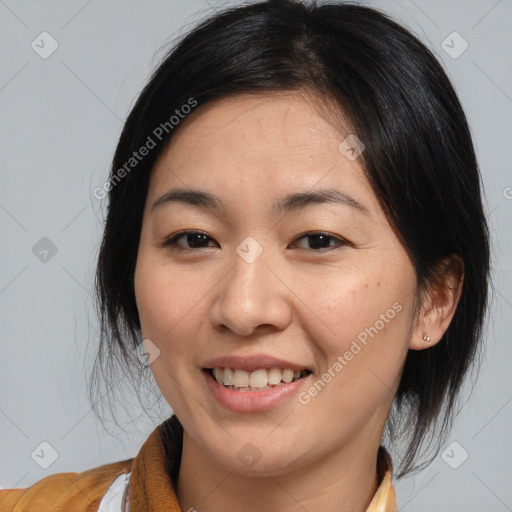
[0,458,133,512]
[126,418,182,512]
[0,415,397,511]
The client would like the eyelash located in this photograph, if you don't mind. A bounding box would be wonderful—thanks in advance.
[161,230,347,253]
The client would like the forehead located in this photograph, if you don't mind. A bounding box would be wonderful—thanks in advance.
[148,91,381,218]
[165,90,348,155]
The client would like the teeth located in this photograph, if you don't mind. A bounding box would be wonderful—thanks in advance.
[213,368,223,383]
[249,368,268,388]
[223,367,234,385]
[282,369,294,383]
[233,369,249,387]
[268,368,283,385]
[210,367,308,389]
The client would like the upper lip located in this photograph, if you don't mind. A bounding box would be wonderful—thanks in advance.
[202,355,311,373]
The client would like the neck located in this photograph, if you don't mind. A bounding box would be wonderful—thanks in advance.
[176,432,381,512]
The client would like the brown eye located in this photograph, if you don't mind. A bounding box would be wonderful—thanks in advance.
[291,232,346,251]
[162,231,218,251]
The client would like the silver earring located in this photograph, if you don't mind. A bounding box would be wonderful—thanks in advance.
[423,333,431,342]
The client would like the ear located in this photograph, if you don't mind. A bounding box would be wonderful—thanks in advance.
[409,254,464,350]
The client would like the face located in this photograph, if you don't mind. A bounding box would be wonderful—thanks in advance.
[134,91,419,476]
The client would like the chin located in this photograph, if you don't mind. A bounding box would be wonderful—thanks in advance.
[202,435,309,477]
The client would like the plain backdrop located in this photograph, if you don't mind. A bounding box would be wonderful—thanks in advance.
[0,1,511,510]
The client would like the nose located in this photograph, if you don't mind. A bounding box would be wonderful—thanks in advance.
[210,243,292,337]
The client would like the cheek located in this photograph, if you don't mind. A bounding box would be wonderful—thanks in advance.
[310,276,402,345]
[134,253,209,411]
[294,279,411,452]
[300,283,410,436]
[134,252,202,356]
[308,272,411,387]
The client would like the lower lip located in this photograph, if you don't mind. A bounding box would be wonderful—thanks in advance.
[203,370,311,413]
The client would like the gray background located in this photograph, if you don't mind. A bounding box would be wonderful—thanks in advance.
[0,0,511,510]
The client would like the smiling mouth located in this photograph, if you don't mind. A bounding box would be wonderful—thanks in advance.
[204,367,312,391]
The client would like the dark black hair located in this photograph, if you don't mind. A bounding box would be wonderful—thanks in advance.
[89,0,492,478]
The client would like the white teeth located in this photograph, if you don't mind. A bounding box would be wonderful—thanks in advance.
[213,368,223,383]
[223,367,234,386]
[268,368,283,385]
[210,367,308,389]
[233,369,249,388]
[249,368,268,388]
[282,369,294,383]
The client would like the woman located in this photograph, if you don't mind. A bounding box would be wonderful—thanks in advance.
[0,0,490,510]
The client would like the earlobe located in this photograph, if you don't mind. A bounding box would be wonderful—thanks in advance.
[410,304,439,350]
[421,304,437,344]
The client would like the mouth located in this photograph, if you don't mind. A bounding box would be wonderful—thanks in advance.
[203,367,313,392]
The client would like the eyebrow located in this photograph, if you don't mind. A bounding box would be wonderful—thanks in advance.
[151,187,370,216]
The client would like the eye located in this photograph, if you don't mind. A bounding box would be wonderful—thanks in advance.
[290,232,347,251]
[162,230,218,251]
[161,230,347,252]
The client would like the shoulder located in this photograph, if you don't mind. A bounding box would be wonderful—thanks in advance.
[0,458,133,512]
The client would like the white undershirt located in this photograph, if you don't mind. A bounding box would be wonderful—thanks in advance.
[97,472,131,512]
